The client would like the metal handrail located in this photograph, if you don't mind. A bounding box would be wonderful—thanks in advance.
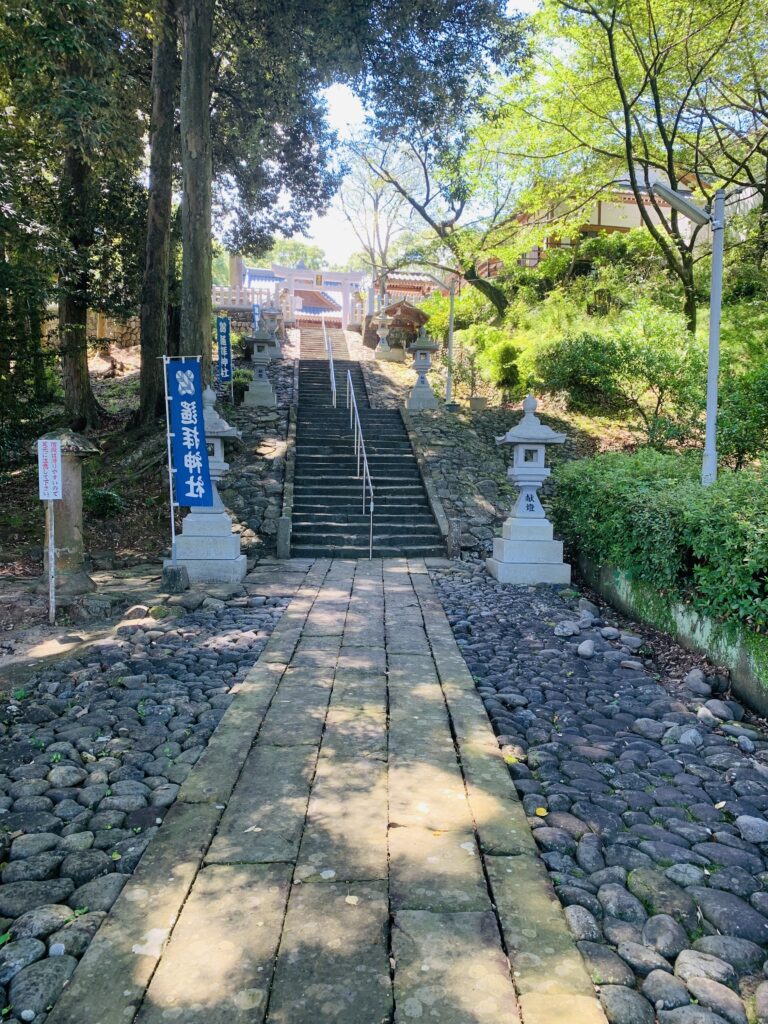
[321,314,336,408]
[346,370,374,559]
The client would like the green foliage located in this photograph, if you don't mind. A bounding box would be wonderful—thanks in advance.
[552,450,768,634]
[717,362,768,468]
[534,302,705,444]
[421,288,496,342]
[83,488,126,519]
[451,324,520,397]
[258,240,327,269]
[477,339,521,395]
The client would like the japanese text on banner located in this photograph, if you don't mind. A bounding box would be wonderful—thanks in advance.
[252,303,261,332]
[166,359,212,507]
[216,316,232,383]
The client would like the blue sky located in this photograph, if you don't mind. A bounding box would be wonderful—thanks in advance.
[303,1,540,266]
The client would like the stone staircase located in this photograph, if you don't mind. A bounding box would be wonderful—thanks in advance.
[291,355,445,558]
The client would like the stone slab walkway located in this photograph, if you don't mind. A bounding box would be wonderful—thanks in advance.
[45,558,606,1024]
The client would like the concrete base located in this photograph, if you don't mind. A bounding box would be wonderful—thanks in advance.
[168,508,248,583]
[486,559,571,585]
[407,385,439,411]
[164,554,247,584]
[243,382,276,408]
[377,347,406,363]
[487,515,570,585]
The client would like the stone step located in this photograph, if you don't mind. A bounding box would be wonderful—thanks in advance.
[290,542,446,558]
[292,513,438,526]
[291,528,443,544]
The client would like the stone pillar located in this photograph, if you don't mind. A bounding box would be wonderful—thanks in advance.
[40,431,99,596]
[341,283,351,329]
[486,395,571,585]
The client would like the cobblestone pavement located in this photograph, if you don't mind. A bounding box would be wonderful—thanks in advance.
[432,559,768,1024]
[0,562,308,1024]
[44,558,606,1024]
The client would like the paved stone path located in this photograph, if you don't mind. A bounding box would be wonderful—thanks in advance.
[45,558,605,1024]
[433,560,768,1024]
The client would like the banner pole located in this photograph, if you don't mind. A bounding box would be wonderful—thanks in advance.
[162,355,177,563]
[48,500,55,625]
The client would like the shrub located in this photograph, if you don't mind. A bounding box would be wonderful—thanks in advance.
[535,302,705,444]
[478,339,521,398]
[718,362,768,468]
[552,450,768,633]
[83,488,126,518]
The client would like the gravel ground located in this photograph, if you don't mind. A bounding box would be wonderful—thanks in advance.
[432,559,768,1024]
[0,588,290,1023]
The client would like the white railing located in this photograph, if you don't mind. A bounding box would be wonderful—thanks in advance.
[212,284,274,310]
[346,369,374,559]
[321,314,336,408]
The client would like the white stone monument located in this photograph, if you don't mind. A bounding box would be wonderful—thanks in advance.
[166,387,247,582]
[243,324,276,408]
[406,326,440,411]
[486,394,571,585]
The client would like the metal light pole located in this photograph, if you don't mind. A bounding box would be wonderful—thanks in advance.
[702,190,725,485]
[445,279,457,408]
[651,183,726,486]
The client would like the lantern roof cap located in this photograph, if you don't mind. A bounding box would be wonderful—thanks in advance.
[497,394,566,445]
[248,321,273,343]
[36,429,99,456]
[409,325,439,353]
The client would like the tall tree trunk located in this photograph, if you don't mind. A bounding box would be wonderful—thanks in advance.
[137,0,179,425]
[58,147,102,429]
[681,254,697,335]
[179,0,213,381]
[754,178,768,271]
[463,263,509,320]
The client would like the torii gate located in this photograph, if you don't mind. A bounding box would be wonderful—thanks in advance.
[271,264,365,328]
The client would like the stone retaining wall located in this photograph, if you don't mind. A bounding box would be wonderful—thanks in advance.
[217,357,295,560]
[580,556,768,717]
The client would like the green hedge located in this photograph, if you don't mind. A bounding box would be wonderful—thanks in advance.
[551,449,768,634]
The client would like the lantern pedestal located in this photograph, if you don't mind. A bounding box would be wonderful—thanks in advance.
[486,394,571,585]
[487,519,570,584]
[165,388,247,583]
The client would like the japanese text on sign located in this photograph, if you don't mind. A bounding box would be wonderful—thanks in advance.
[37,439,63,500]
[252,303,261,331]
[217,316,232,383]
[166,359,212,507]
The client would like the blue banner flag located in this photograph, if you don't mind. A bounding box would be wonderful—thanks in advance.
[166,359,212,507]
[252,303,261,331]
[216,316,232,383]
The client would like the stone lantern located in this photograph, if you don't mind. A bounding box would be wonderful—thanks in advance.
[373,313,394,360]
[37,430,99,596]
[406,326,440,410]
[166,387,247,582]
[486,394,571,585]
[261,305,282,358]
[243,322,276,408]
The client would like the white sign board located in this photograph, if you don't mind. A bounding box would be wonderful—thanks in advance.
[38,439,63,500]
